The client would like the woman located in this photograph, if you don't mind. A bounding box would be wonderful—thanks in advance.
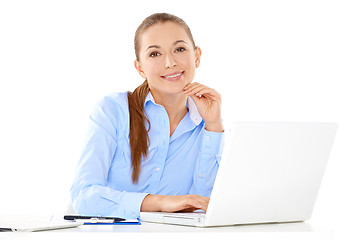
[70,13,224,219]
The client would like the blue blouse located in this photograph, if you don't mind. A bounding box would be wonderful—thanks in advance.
[70,91,224,219]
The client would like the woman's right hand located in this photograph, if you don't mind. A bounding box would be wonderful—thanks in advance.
[140,194,210,213]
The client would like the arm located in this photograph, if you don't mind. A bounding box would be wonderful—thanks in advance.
[189,128,224,197]
[140,194,210,212]
[184,83,225,197]
[70,95,149,219]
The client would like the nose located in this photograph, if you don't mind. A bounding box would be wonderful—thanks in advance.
[164,53,177,69]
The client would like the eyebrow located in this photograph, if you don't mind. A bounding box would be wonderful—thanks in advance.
[146,40,188,51]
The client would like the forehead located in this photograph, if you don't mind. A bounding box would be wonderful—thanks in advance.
[140,22,191,48]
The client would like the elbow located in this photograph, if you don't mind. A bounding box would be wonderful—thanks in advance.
[70,184,98,215]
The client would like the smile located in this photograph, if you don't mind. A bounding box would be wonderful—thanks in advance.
[161,71,184,81]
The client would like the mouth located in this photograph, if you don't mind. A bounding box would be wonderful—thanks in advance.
[161,71,185,81]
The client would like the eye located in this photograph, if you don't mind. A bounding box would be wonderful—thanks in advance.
[175,47,186,53]
[149,51,160,58]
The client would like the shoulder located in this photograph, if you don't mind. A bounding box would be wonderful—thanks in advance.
[95,92,129,113]
[103,92,130,108]
[91,92,130,131]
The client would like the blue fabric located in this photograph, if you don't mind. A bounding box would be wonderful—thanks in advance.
[70,91,224,219]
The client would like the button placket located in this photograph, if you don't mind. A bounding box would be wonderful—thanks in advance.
[148,107,169,193]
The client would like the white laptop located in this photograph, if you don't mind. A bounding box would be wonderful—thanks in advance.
[140,122,337,227]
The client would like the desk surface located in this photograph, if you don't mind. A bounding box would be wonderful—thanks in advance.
[58,220,310,232]
[0,215,334,240]
[0,214,331,233]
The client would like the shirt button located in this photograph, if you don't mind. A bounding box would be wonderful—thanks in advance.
[200,173,204,178]
[205,135,210,140]
[156,167,160,172]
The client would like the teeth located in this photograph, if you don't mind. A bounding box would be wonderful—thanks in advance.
[165,72,182,78]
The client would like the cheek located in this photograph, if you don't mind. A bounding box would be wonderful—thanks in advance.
[143,61,161,77]
[181,53,195,65]
[189,55,199,70]
[183,56,197,73]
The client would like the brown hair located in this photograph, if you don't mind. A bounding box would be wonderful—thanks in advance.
[127,13,196,183]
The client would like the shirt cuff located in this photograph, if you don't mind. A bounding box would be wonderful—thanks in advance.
[113,192,150,219]
[200,128,225,155]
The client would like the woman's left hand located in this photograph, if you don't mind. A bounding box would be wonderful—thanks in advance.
[184,82,223,132]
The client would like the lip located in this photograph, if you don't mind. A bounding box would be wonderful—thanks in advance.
[161,71,185,81]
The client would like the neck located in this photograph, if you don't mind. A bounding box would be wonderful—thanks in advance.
[150,89,188,123]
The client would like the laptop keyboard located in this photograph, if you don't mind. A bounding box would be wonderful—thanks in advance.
[163,212,206,218]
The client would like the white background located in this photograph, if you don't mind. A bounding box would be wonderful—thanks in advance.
[0,0,359,238]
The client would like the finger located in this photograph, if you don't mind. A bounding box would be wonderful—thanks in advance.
[198,197,210,211]
[185,85,220,100]
[177,207,198,213]
[194,89,219,99]
[183,84,208,95]
[195,201,208,212]
[188,94,201,105]
[185,86,213,98]
[184,83,205,92]
[190,196,210,212]
[184,87,208,97]
[189,92,218,103]
[183,82,201,90]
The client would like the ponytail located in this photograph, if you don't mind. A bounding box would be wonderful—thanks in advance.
[127,80,150,183]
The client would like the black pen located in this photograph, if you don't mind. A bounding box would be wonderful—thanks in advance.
[64,215,125,222]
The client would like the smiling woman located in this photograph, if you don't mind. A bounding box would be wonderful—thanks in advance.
[134,21,201,97]
[70,13,224,219]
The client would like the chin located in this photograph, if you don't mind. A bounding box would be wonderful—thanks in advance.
[166,87,187,96]
[151,78,191,95]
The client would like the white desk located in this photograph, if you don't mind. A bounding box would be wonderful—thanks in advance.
[58,220,312,232]
[0,215,333,240]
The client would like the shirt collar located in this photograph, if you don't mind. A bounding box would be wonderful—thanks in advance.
[144,91,202,126]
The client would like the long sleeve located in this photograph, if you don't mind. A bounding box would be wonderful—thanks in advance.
[70,96,149,219]
[189,128,225,197]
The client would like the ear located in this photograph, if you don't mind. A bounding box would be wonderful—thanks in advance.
[134,60,146,79]
[194,46,202,68]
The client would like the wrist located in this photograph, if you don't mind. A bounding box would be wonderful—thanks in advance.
[141,194,163,212]
[205,121,224,132]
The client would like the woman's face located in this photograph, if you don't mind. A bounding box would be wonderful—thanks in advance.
[135,22,201,96]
